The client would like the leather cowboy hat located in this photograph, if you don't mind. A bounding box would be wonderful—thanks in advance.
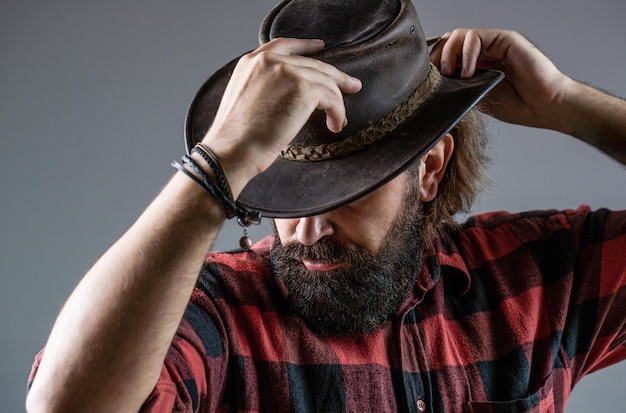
[185,0,503,218]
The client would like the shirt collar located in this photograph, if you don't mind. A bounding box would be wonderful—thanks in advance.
[396,232,472,314]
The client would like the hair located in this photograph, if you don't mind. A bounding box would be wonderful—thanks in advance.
[407,106,491,245]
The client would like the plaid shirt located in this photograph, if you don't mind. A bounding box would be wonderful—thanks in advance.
[139,206,626,413]
[29,206,626,412]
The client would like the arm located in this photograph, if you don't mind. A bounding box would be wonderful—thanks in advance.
[26,38,361,413]
[430,28,626,165]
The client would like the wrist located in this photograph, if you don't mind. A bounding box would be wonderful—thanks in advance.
[169,167,228,221]
[174,153,254,221]
[558,80,626,163]
[199,144,258,199]
[175,149,262,250]
[553,77,590,137]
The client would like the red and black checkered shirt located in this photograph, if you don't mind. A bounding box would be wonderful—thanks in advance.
[29,206,626,412]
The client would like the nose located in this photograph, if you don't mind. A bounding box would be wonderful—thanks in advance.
[295,215,334,245]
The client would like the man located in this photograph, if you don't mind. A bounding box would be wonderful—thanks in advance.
[27,0,626,412]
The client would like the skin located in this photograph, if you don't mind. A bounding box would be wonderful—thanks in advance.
[26,30,626,412]
[274,133,454,258]
[431,29,626,164]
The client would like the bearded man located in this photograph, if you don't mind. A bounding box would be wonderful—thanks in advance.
[27,0,626,412]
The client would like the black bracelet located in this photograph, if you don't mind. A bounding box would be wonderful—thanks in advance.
[172,156,261,227]
[181,155,238,218]
[172,157,230,214]
[192,143,234,202]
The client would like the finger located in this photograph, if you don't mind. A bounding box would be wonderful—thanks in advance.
[428,31,450,68]
[460,29,481,78]
[294,66,350,133]
[439,29,469,77]
[276,53,362,94]
[253,37,362,94]
[261,45,363,95]
[255,37,326,57]
[319,88,347,133]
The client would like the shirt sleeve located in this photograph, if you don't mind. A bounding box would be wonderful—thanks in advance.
[564,207,626,381]
[140,291,230,413]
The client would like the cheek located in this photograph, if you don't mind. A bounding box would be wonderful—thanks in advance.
[333,207,392,254]
[360,201,405,250]
[336,184,406,251]
[273,219,297,242]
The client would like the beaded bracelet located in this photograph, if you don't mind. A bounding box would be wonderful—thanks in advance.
[172,153,261,250]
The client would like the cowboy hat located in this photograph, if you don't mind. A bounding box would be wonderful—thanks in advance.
[185,0,503,218]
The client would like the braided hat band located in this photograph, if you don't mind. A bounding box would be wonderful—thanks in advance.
[279,63,442,162]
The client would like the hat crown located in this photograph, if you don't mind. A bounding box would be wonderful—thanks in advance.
[261,0,398,49]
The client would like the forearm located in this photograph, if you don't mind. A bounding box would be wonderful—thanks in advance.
[27,36,361,412]
[27,171,226,412]
[555,78,626,165]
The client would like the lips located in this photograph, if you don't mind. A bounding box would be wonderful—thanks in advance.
[302,259,348,271]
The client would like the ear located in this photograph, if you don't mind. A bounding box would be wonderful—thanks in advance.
[419,133,454,202]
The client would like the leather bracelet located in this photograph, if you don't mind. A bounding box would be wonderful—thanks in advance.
[192,143,234,202]
[172,155,261,250]
[172,156,236,218]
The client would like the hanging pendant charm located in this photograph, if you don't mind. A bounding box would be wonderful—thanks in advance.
[237,213,260,252]
[239,225,252,251]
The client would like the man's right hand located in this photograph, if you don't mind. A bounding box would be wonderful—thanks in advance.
[429,28,571,132]
[430,28,626,165]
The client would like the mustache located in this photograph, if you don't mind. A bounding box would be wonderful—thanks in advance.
[276,238,375,265]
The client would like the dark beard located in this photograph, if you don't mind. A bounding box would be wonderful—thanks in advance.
[271,192,425,336]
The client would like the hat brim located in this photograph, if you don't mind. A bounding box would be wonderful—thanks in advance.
[185,59,503,218]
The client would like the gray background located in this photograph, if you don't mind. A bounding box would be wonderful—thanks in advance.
[2,0,624,411]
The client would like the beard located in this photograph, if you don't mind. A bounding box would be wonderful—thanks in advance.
[271,184,425,336]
